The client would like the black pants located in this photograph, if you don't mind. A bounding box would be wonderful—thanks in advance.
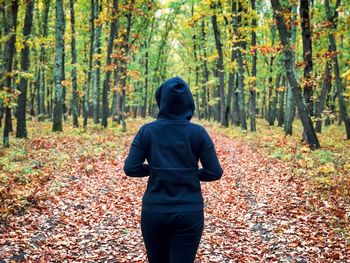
[141,209,204,263]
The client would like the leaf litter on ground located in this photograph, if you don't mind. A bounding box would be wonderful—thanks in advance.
[0,119,349,262]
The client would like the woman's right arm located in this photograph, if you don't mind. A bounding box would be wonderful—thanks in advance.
[197,129,223,182]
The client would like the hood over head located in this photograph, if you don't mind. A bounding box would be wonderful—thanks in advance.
[155,76,195,121]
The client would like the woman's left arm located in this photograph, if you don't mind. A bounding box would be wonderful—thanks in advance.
[123,127,150,177]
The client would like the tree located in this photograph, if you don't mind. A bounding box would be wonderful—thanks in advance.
[70,0,79,127]
[2,0,19,147]
[325,0,350,139]
[102,0,119,128]
[92,0,102,124]
[52,0,65,132]
[16,0,34,138]
[233,1,247,130]
[300,0,314,115]
[37,0,50,120]
[271,0,320,149]
[211,1,227,127]
[249,0,257,132]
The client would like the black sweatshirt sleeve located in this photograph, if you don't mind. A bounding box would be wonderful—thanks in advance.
[123,127,150,177]
[197,128,223,182]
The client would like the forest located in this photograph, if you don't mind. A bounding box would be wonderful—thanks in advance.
[1,0,350,261]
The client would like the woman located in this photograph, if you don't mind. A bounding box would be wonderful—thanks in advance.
[124,76,223,263]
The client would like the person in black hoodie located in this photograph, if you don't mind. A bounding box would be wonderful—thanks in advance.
[124,76,223,263]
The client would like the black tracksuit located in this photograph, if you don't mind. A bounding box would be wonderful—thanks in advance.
[124,76,223,263]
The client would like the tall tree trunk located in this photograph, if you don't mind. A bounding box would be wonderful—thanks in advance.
[284,4,297,135]
[211,2,227,127]
[141,20,154,118]
[92,0,101,124]
[315,59,332,133]
[269,74,281,126]
[300,0,314,115]
[38,0,50,120]
[271,0,320,149]
[232,0,247,130]
[0,4,5,126]
[200,19,209,120]
[325,0,350,139]
[2,0,18,147]
[83,0,95,128]
[277,76,286,127]
[70,0,79,127]
[142,49,149,118]
[249,0,257,132]
[232,74,241,126]
[121,0,134,132]
[52,0,65,132]
[192,22,200,119]
[102,0,119,127]
[16,0,34,138]
[267,56,275,123]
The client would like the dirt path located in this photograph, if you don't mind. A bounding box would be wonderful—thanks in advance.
[0,128,349,262]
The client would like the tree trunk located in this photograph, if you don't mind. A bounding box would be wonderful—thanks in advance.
[92,0,101,124]
[102,0,119,128]
[284,4,297,135]
[232,0,247,130]
[2,0,18,147]
[277,76,286,127]
[325,0,350,139]
[200,19,209,120]
[142,49,149,118]
[249,0,257,132]
[300,0,314,115]
[52,0,65,132]
[211,3,227,127]
[83,0,95,128]
[232,74,240,126]
[70,0,79,127]
[16,0,34,138]
[142,19,155,119]
[271,0,320,149]
[121,0,134,132]
[269,74,280,126]
[38,0,50,120]
[315,60,332,133]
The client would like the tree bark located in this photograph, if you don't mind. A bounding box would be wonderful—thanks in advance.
[315,59,332,133]
[52,0,65,132]
[16,0,34,138]
[232,0,247,130]
[249,0,257,132]
[121,0,134,132]
[325,0,350,139]
[37,0,50,120]
[92,0,102,124]
[200,19,209,120]
[2,0,18,147]
[269,74,281,126]
[284,4,297,135]
[83,0,95,128]
[70,0,79,127]
[271,0,320,149]
[211,2,227,127]
[102,0,119,127]
[277,76,286,127]
[300,0,314,115]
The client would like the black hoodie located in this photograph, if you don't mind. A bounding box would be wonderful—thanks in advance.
[124,76,223,212]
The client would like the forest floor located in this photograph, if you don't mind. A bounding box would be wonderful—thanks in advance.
[0,118,350,262]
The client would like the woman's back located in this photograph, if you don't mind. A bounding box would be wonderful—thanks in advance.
[123,76,223,263]
[124,76,222,212]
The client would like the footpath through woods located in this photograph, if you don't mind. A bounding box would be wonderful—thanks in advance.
[0,121,349,262]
